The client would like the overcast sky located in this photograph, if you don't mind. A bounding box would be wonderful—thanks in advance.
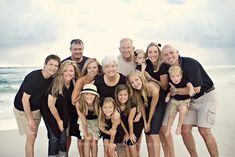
[0,0,234,67]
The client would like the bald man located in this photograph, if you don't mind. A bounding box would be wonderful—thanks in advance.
[161,45,218,157]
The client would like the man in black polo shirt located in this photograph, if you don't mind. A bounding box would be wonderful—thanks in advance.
[62,39,89,157]
[161,45,218,157]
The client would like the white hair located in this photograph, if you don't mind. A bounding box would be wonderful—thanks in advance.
[101,55,117,67]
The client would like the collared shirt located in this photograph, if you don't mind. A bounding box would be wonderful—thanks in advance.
[179,56,214,99]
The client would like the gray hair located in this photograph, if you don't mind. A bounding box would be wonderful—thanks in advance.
[101,55,118,67]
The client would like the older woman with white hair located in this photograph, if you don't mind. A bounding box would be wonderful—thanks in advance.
[94,55,126,157]
[94,55,126,102]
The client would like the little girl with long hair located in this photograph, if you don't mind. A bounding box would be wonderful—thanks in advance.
[114,84,144,157]
[76,84,100,157]
[98,97,125,157]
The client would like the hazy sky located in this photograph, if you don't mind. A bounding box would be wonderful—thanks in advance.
[0,0,234,67]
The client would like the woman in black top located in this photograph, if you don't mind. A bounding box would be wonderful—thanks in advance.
[41,60,79,157]
[145,42,175,157]
[94,55,126,103]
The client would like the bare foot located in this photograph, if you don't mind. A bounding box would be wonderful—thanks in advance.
[176,127,181,135]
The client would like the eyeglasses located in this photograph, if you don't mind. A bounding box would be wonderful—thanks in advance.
[120,47,132,51]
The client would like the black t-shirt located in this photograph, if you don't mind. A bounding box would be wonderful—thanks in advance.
[171,78,190,100]
[136,60,169,81]
[94,73,126,102]
[179,57,214,99]
[14,70,53,111]
[62,56,89,71]
[41,82,74,137]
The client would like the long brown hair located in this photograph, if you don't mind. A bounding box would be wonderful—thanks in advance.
[114,84,132,115]
[98,97,117,129]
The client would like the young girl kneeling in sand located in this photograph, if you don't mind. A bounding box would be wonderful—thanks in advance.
[76,84,100,157]
[165,65,195,136]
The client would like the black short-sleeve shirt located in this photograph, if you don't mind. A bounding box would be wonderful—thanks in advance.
[62,56,89,71]
[171,78,190,100]
[14,70,53,111]
[94,73,126,101]
[136,59,170,81]
[179,57,214,99]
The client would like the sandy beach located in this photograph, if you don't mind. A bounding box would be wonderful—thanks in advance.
[1,68,235,157]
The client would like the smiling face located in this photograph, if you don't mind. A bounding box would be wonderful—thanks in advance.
[103,61,118,77]
[84,93,96,104]
[162,45,179,66]
[117,89,129,104]
[128,73,142,90]
[63,64,75,83]
[147,45,160,64]
[43,59,59,77]
[102,102,115,117]
[87,61,99,78]
[119,39,134,61]
[70,43,84,62]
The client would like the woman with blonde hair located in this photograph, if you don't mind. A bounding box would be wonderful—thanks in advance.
[41,60,79,157]
[142,42,175,157]
[127,70,164,157]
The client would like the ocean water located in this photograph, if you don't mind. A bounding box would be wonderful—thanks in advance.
[0,65,235,131]
[0,67,38,130]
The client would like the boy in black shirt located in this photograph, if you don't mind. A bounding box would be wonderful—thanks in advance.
[13,54,60,157]
[165,65,195,136]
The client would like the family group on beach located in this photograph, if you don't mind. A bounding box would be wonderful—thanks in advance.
[13,38,218,157]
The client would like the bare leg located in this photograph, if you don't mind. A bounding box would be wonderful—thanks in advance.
[198,127,219,157]
[90,140,98,157]
[145,135,154,157]
[129,144,138,157]
[150,134,160,157]
[84,139,90,157]
[165,113,176,137]
[136,133,142,157]
[77,139,84,157]
[181,125,198,157]
[159,127,170,157]
[103,139,110,157]
[25,133,37,157]
[125,145,131,157]
[66,136,71,157]
[176,106,188,135]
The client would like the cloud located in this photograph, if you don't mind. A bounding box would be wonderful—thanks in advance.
[0,0,234,66]
[167,0,185,4]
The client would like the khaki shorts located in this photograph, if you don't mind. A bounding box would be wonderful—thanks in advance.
[13,107,41,135]
[162,90,217,128]
[169,98,190,115]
